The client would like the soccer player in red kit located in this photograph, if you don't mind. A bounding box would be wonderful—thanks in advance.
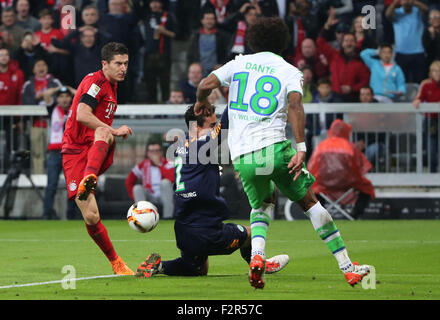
[62,42,134,275]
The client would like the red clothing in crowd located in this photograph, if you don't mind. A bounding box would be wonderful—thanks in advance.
[0,60,25,105]
[317,35,370,96]
[35,28,64,51]
[293,49,330,79]
[125,158,175,200]
[308,119,375,205]
[417,78,440,118]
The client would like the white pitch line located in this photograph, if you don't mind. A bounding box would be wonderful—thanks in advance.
[0,274,123,290]
[0,239,439,244]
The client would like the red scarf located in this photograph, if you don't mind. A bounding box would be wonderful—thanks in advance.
[231,21,246,54]
[159,11,168,55]
[210,0,230,23]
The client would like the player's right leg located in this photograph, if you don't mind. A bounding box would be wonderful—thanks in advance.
[77,127,114,201]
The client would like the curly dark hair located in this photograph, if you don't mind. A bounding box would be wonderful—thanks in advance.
[246,17,289,55]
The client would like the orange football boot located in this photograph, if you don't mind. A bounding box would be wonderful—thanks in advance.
[344,262,371,287]
[249,254,266,289]
[111,256,134,276]
[76,173,98,201]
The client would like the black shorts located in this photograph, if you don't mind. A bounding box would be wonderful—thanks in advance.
[174,221,248,270]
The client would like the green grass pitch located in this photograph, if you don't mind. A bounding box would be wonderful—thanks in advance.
[0,219,439,300]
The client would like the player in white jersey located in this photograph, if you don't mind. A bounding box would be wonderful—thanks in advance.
[194,17,372,289]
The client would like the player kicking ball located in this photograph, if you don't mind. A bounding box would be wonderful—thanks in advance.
[62,42,134,275]
[135,105,289,278]
[194,17,372,289]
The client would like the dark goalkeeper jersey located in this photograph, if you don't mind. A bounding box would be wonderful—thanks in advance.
[173,108,230,227]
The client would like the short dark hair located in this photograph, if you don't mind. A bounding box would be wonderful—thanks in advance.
[38,8,52,19]
[379,43,393,51]
[146,138,162,150]
[317,77,331,86]
[360,86,374,94]
[101,42,129,62]
[184,104,216,129]
[246,17,289,54]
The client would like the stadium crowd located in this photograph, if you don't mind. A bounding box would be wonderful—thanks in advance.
[0,0,440,219]
[0,0,439,105]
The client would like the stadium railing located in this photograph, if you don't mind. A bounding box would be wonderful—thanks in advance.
[1,103,439,218]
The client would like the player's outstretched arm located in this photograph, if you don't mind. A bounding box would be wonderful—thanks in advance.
[77,102,133,139]
[286,91,307,181]
[195,74,220,116]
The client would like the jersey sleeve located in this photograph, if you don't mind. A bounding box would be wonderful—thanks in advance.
[285,69,304,96]
[78,75,105,110]
[211,59,235,87]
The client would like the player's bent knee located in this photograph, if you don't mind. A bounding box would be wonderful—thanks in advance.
[94,127,113,144]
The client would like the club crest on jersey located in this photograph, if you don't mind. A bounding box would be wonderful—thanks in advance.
[69,181,77,191]
[87,83,101,98]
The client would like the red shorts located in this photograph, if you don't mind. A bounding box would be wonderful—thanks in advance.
[62,143,115,200]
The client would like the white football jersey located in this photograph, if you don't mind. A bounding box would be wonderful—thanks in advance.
[212,52,303,160]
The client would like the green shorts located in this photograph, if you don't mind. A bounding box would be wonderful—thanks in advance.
[233,140,315,209]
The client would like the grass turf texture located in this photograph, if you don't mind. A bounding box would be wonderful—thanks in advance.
[0,220,439,300]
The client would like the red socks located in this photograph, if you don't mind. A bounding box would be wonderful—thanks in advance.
[85,220,118,262]
[84,140,109,176]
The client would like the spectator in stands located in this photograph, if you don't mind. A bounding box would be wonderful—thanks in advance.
[41,86,77,220]
[0,47,24,105]
[35,8,72,84]
[357,86,386,170]
[286,0,319,40]
[142,0,176,103]
[301,65,315,103]
[308,119,375,220]
[166,89,184,104]
[15,0,41,32]
[0,47,25,172]
[227,3,259,60]
[351,14,376,51]
[284,0,308,61]
[35,9,64,52]
[187,10,230,77]
[179,62,203,104]
[0,6,26,53]
[54,26,105,86]
[13,30,51,79]
[423,9,440,72]
[308,77,343,149]
[202,0,240,33]
[413,60,440,172]
[386,0,429,83]
[317,13,370,102]
[360,44,406,103]
[125,139,175,219]
[359,85,378,103]
[293,38,329,80]
[22,58,62,174]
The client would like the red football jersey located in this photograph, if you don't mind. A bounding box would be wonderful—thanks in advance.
[62,70,118,153]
